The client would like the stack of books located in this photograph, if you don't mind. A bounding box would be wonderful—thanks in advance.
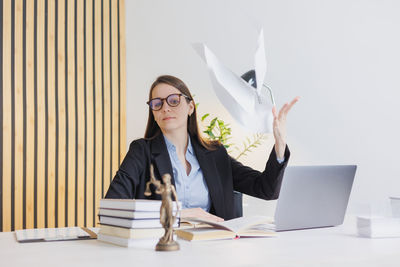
[97,199,180,247]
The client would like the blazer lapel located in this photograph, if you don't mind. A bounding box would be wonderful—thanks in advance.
[192,139,226,218]
[150,134,175,186]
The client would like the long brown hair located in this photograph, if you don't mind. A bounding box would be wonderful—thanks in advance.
[144,75,220,151]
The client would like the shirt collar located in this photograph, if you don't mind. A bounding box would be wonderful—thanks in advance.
[163,134,194,155]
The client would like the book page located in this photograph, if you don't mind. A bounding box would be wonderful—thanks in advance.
[221,216,273,233]
[183,216,273,233]
[238,224,277,237]
[181,217,231,231]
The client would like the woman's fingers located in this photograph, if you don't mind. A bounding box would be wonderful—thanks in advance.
[286,96,300,114]
[278,96,300,120]
[278,103,289,120]
[285,96,300,115]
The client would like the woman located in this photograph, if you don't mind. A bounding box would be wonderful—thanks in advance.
[105,75,299,221]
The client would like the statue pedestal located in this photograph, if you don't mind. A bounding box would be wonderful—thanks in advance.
[156,240,180,251]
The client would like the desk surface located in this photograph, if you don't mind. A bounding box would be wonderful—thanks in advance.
[2,216,400,267]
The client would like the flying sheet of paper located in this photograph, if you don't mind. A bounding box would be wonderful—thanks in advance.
[193,29,274,133]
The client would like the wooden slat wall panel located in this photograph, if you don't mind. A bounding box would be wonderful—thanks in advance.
[57,0,66,228]
[76,0,85,228]
[119,0,126,164]
[85,0,94,227]
[66,0,76,228]
[47,0,56,229]
[36,0,46,229]
[111,0,119,188]
[14,0,24,231]
[0,0,3,233]
[102,0,111,199]
[1,0,126,232]
[25,0,35,230]
[93,0,103,227]
[2,0,12,233]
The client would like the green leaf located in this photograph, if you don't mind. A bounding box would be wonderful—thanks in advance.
[201,113,210,121]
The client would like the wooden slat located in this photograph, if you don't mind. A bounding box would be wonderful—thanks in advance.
[94,0,103,226]
[76,0,85,227]
[111,0,119,180]
[102,0,111,199]
[119,0,126,162]
[36,0,46,229]
[67,0,76,227]
[85,0,94,228]
[47,0,56,228]
[57,0,66,228]
[14,0,24,231]
[2,0,12,232]
[25,0,35,229]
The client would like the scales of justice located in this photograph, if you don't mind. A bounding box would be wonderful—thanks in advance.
[144,164,180,251]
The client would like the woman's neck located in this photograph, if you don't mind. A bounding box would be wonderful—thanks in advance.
[162,129,189,155]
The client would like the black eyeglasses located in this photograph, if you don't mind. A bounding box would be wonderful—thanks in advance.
[147,93,191,111]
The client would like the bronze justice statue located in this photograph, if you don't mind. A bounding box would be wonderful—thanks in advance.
[144,164,180,251]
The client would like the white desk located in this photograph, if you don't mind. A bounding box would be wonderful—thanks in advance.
[2,216,400,267]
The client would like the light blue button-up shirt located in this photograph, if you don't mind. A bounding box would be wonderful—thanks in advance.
[164,135,211,211]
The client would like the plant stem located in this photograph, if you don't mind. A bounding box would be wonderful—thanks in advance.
[235,134,267,160]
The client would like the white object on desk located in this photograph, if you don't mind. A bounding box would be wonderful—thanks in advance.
[390,196,400,218]
[357,216,400,238]
[15,227,97,243]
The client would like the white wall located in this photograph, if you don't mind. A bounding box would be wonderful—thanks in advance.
[125,0,400,216]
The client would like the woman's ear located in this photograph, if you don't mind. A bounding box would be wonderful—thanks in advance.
[188,100,195,116]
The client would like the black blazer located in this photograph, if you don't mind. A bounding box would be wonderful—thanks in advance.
[105,133,290,220]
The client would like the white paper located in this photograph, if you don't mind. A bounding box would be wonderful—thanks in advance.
[254,29,267,96]
[193,29,274,133]
[15,227,92,242]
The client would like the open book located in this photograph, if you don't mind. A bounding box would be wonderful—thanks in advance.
[175,216,276,241]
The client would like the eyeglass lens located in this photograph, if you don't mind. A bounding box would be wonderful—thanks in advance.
[149,94,182,111]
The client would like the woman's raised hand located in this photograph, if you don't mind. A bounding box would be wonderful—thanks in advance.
[272,96,300,159]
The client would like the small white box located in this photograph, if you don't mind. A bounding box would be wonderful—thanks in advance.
[357,216,400,238]
[390,197,400,218]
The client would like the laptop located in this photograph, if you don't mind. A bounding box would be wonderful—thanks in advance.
[274,165,357,231]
